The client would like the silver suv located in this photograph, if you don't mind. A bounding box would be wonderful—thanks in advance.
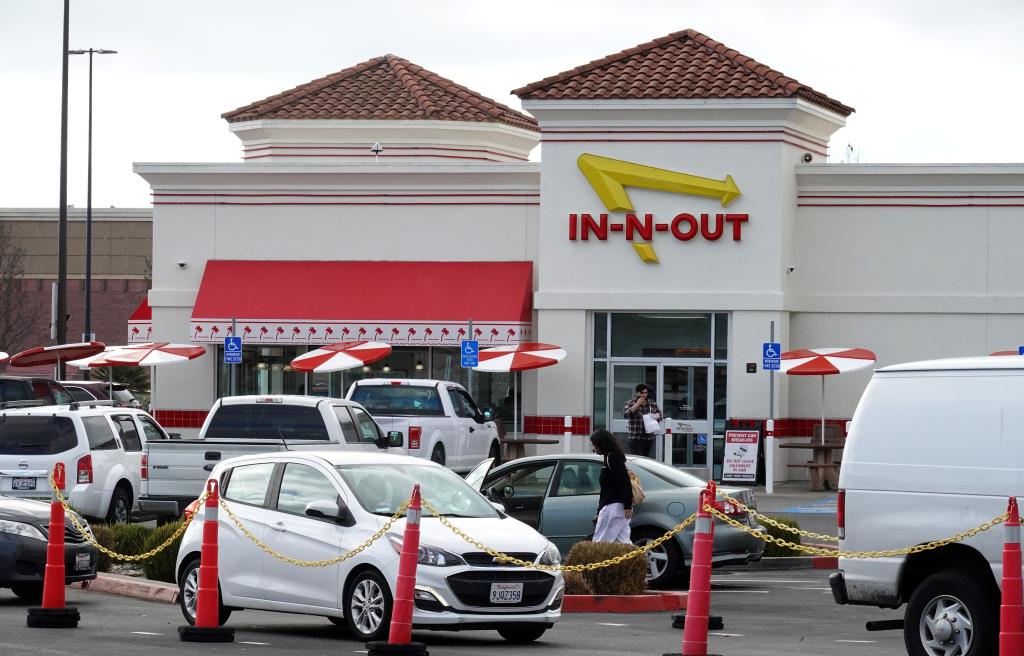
[0,403,169,522]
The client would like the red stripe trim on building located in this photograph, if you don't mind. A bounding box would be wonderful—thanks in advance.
[242,145,529,161]
[523,415,591,436]
[151,192,539,198]
[544,128,827,149]
[799,203,1024,208]
[541,138,828,157]
[728,418,850,437]
[152,201,541,206]
[799,195,1024,200]
[243,153,506,162]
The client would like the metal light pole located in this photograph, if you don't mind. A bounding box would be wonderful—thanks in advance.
[69,48,117,343]
[57,0,70,378]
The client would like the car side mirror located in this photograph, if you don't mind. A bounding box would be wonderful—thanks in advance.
[168,432,182,440]
[474,411,488,424]
[305,499,349,524]
[375,430,403,449]
[482,406,495,421]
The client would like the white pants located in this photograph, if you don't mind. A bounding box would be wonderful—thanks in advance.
[593,503,632,544]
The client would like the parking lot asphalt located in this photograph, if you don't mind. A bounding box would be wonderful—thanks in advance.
[0,568,905,656]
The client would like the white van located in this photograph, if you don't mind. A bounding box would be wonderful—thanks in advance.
[830,356,1023,656]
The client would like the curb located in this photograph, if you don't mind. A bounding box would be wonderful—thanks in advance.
[76,573,178,604]
[563,591,687,613]
[741,556,838,570]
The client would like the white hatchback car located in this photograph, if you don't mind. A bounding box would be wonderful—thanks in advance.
[0,404,166,522]
[175,451,563,643]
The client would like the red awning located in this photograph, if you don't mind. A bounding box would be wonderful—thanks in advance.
[128,298,152,343]
[189,260,533,345]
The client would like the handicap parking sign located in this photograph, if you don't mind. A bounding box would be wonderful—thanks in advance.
[224,336,242,364]
[461,340,479,367]
[763,342,781,371]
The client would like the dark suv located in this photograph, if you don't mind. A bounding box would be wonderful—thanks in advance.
[0,376,74,406]
[60,381,141,408]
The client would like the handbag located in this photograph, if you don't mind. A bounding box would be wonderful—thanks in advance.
[642,412,661,435]
[628,469,646,506]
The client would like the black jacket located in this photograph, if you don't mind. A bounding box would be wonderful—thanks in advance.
[598,451,632,511]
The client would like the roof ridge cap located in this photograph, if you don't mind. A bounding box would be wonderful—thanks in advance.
[385,55,441,118]
[222,56,387,120]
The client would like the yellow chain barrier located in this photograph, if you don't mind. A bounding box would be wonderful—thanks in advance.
[218,497,410,568]
[50,475,206,562]
[421,498,698,572]
[720,494,839,544]
[705,504,1009,559]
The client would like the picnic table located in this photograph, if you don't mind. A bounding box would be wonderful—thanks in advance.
[778,425,844,491]
[500,437,560,461]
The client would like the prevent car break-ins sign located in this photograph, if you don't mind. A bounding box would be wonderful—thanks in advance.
[723,430,760,484]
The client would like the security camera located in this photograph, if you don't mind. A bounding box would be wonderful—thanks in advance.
[802,153,813,163]
[786,266,796,274]
[176,261,187,269]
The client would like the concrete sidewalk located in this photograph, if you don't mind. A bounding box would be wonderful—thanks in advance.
[743,480,839,514]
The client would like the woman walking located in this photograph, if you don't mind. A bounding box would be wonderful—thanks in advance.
[622,383,661,457]
[590,428,633,544]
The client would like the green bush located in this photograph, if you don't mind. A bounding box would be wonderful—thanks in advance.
[565,541,646,595]
[109,524,151,560]
[562,571,594,596]
[90,524,115,572]
[763,517,803,557]
[142,520,186,584]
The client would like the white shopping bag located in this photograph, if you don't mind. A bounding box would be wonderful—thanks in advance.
[642,413,661,435]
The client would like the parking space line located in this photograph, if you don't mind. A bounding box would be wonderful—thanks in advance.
[836,640,877,643]
[130,631,162,636]
[239,642,270,645]
[598,622,628,626]
[710,632,745,637]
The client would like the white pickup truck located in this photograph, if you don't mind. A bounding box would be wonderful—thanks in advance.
[346,379,501,474]
[137,395,399,521]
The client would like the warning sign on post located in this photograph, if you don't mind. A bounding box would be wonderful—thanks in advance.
[722,430,760,484]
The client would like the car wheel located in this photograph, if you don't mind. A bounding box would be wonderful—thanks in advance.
[345,569,392,642]
[11,582,43,603]
[430,443,445,467]
[497,625,548,643]
[178,558,232,626]
[488,440,501,465]
[106,486,132,524]
[904,571,996,656]
[632,527,683,589]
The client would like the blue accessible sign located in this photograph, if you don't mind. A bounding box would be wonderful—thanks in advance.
[224,336,242,364]
[1019,346,1024,356]
[763,342,781,371]
[461,340,479,368]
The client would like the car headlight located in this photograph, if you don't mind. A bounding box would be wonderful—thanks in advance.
[536,542,561,566]
[387,534,465,567]
[0,519,48,542]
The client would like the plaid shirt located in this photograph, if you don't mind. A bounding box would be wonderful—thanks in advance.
[623,397,661,439]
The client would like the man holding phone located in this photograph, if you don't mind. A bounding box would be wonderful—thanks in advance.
[622,383,662,457]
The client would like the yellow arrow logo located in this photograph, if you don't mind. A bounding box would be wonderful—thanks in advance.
[577,154,741,212]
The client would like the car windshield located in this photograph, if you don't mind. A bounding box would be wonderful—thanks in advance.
[630,457,707,488]
[336,464,497,519]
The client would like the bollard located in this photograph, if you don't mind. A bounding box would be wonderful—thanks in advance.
[765,419,774,495]
[666,481,721,656]
[179,479,234,642]
[367,485,428,656]
[663,419,674,466]
[1000,496,1024,656]
[27,463,80,628]
[564,415,572,454]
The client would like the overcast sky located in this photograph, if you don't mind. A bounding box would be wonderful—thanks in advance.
[2,0,1022,209]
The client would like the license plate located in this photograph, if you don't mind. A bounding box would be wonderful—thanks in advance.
[12,477,36,491]
[75,553,91,572]
[489,582,523,604]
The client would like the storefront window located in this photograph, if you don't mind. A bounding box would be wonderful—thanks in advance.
[713,364,727,434]
[610,313,711,358]
[594,312,607,358]
[593,361,607,430]
[714,313,728,360]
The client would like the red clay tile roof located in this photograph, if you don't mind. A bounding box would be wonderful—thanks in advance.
[223,55,539,132]
[513,29,853,116]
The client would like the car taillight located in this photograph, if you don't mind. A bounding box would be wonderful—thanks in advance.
[409,426,422,450]
[837,489,845,540]
[141,454,148,480]
[183,498,201,521]
[720,500,746,517]
[77,455,93,484]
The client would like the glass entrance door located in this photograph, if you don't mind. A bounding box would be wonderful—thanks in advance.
[610,363,711,466]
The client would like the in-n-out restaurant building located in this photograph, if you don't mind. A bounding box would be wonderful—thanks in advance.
[135,29,1024,481]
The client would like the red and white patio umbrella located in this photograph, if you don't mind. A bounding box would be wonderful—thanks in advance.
[8,341,106,376]
[990,350,1022,356]
[103,343,207,412]
[290,341,392,373]
[473,343,567,440]
[66,346,129,401]
[780,347,876,444]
